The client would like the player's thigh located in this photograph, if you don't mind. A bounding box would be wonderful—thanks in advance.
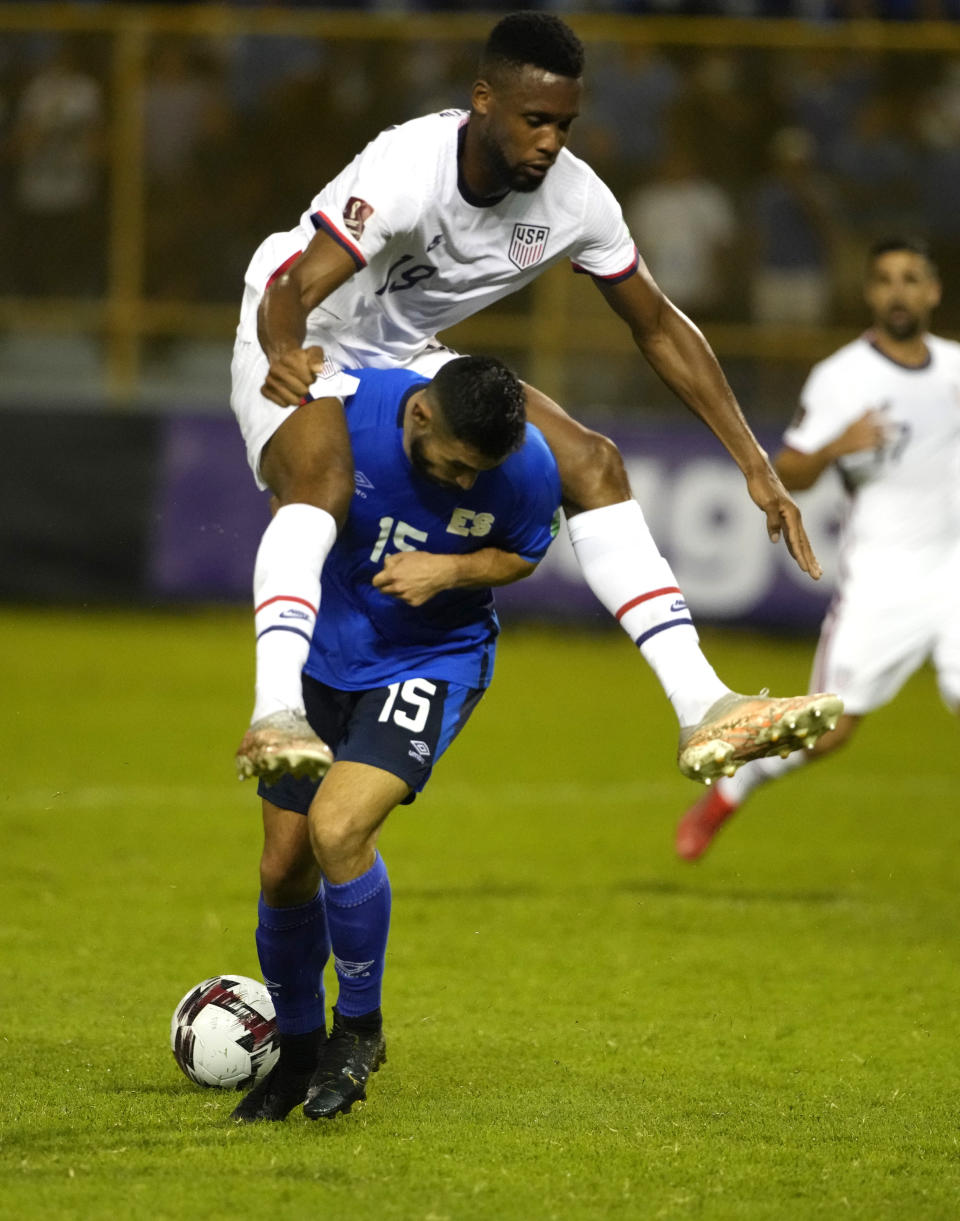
[307,760,410,852]
[256,676,484,819]
[230,338,289,490]
[334,678,485,799]
[812,588,934,715]
[230,339,353,508]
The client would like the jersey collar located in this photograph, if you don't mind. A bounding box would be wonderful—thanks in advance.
[866,330,933,372]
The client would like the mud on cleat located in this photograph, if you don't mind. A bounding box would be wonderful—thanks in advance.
[677,690,843,785]
[302,1009,386,1120]
[235,709,334,782]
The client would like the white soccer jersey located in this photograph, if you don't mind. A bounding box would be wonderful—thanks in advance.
[788,333,960,714]
[237,110,639,368]
[785,333,960,566]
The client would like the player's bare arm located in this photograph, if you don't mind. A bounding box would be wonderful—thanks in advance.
[774,411,891,492]
[596,266,822,580]
[373,548,538,607]
[257,230,357,406]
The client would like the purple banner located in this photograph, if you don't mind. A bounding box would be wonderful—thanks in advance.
[148,414,845,631]
[148,416,268,600]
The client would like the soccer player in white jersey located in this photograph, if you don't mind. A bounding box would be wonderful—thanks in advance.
[676,237,960,860]
[231,11,839,788]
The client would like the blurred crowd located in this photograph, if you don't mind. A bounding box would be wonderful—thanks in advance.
[3,19,960,328]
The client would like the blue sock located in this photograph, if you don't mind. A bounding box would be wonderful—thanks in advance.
[323,853,391,1019]
[255,890,330,1036]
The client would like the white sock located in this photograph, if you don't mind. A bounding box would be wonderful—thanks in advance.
[719,749,810,806]
[251,503,338,722]
[567,500,728,726]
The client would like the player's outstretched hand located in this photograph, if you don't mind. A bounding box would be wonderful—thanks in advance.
[373,552,457,606]
[746,464,822,581]
[261,345,327,407]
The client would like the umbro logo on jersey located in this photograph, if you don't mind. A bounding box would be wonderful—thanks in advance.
[409,740,431,758]
[670,599,688,613]
[426,232,443,253]
[509,223,550,270]
[355,471,375,489]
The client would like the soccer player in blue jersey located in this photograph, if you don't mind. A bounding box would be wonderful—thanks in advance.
[231,355,561,1124]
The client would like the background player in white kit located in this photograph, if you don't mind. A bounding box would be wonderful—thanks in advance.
[676,237,960,860]
[231,11,839,788]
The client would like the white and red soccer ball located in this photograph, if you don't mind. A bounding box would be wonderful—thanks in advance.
[170,975,280,1089]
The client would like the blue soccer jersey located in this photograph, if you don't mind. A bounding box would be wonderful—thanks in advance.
[304,367,561,692]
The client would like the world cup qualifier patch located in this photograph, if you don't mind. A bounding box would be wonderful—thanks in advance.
[343,197,374,241]
[508,223,550,270]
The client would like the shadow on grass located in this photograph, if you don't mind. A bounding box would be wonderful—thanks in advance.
[396,882,538,901]
[616,877,849,906]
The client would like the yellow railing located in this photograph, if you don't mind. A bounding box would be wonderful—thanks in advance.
[2,5,959,406]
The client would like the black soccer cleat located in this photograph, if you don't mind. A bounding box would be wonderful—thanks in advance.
[302,1010,386,1120]
[231,1028,326,1124]
[231,1062,316,1123]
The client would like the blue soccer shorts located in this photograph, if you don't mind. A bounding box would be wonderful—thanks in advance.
[258,673,485,814]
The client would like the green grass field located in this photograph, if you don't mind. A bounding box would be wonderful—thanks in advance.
[2,608,958,1220]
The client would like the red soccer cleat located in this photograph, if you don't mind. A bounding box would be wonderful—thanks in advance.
[675,785,739,861]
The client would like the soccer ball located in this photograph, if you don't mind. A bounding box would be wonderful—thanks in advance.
[170,975,281,1090]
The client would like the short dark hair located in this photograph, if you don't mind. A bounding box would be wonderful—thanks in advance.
[869,236,938,275]
[428,356,526,462]
[480,12,584,82]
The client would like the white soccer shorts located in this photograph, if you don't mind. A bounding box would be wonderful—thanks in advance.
[810,545,960,715]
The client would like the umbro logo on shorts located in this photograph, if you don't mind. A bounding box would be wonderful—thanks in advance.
[409,740,431,757]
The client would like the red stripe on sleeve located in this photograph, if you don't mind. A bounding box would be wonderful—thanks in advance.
[265,250,304,288]
[311,210,367,267]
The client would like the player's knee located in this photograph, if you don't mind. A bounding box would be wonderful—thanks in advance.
[284,452,354,528]
[259,846,320,907]
[309,813,372,879]
[559,430,630,512]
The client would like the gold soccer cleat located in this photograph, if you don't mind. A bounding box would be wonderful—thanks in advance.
[235,709,333,782]
[677,690,842,785]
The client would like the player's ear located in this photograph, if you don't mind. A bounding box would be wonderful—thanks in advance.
[472,78,493,116]
[409,394,433,433]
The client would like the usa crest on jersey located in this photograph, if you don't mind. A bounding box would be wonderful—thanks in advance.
[509,223,550,270]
